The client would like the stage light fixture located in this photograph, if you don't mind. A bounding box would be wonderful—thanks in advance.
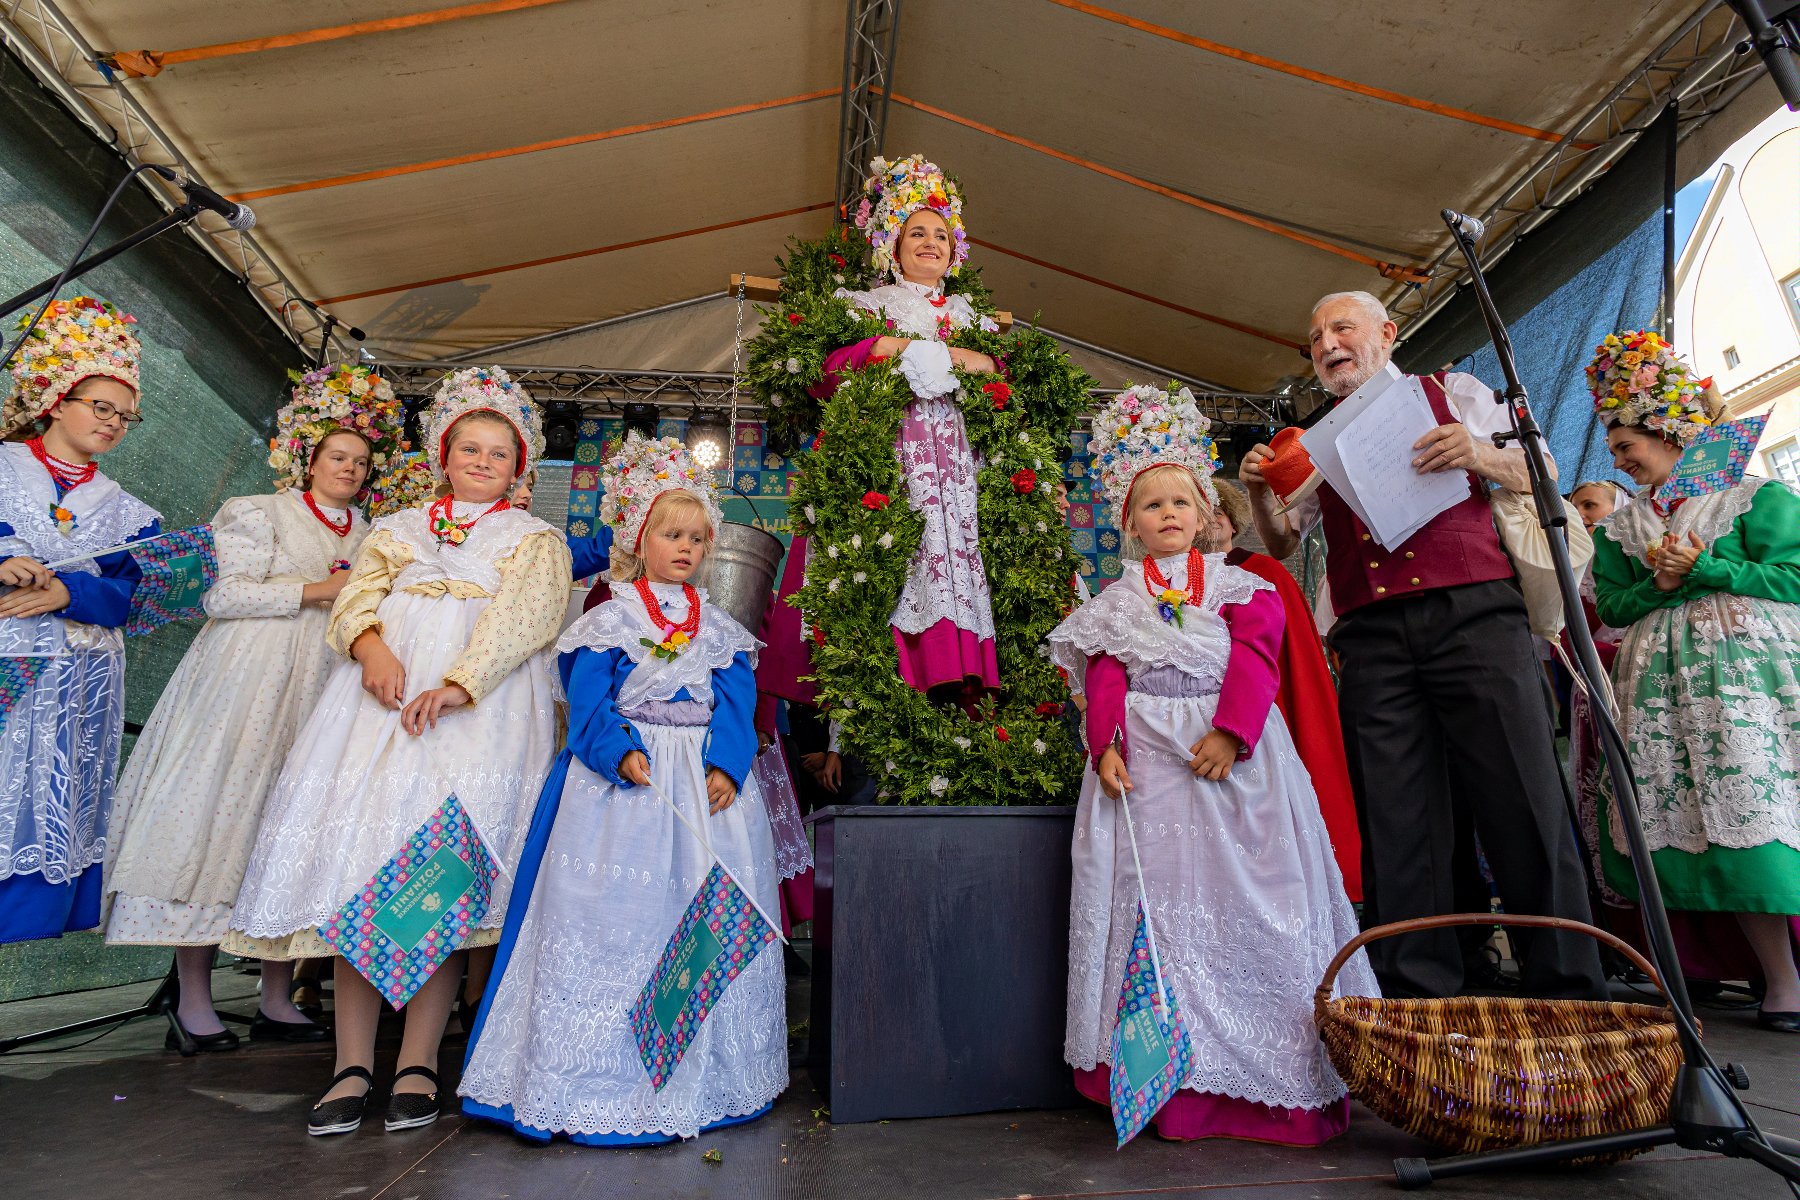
[686,412,729,471]
[543,401,580,460]
[622,402,659,440]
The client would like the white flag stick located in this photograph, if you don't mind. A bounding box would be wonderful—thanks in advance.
[1118,790,1172,1018]
[40,528,181,571]
[645,773,788,945]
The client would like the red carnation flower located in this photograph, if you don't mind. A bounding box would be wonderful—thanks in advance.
[983,379,1011,410]
[811,433,824,452]
[787,312,803,325]
[861,490,891,510]
[829,253,847,269]
[811,626,826,648]
[1010,468,1037,494]
[995,726,1010,742]
[1035,701,1063,717]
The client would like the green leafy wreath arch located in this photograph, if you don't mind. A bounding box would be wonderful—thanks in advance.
[745,227,1094,805]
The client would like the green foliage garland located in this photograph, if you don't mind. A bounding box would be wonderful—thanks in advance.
[747,229,1095,805]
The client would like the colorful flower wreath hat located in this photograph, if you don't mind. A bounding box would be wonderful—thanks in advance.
[269,364,405,493]
[853,153,968,281]
[3,295,140,437]
[599,431,724,554]
[421,365,545,482]
[1087,383,1222,531]
[1586,330,1719,446]
[365,450,438,518]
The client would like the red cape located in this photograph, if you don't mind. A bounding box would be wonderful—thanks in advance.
[1228,549,1362,900]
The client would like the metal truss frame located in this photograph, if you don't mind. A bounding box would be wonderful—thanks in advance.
[0,0,351,359]
[834,0,901,218]
[368,359,1291,428]
[1391,1,1764,341]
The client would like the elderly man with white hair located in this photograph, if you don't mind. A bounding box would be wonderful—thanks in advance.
[1239,291,1605,1002]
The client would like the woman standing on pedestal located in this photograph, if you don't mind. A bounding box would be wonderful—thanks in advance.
[1587,332,1800,1033]
[0,297,158,946]
[802,154,1003,697]
[102,365,403,1050]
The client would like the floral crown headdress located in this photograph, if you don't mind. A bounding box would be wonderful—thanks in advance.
[421,365,545,482]
[3,296,140,437]
[365,450,437,518]
[599,432,724,554]
[1586,330,1719,446]
[853,153,968,281]
[1087,383,1221,532]
[269,364,404,494]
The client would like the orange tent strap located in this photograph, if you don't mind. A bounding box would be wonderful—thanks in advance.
[314,201,836,306]
[886,91,1424,279]
[108,0,573,77]
[231,89,840,202]
[970,236,1303,352]
[1042,0,1568,144]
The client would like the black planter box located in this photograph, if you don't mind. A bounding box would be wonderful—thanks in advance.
[807,804,1083,1123]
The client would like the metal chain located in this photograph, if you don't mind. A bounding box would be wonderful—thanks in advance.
[726,272,747,483]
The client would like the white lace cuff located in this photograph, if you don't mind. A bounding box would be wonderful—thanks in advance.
[899,339,957,400]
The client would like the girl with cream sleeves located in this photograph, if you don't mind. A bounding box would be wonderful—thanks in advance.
[1049,386,1375,1146]
[225,366,571,1137]
[104,366,403,1053]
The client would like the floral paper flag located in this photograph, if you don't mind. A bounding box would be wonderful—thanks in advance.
[124,524,216,636]
[1109,900,1194,1147]
[629,862,778,1091]
[317,794,498,1009]
[1655,414,1770,502]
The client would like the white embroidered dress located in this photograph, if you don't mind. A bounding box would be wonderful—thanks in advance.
[835,280,1001,657]
[0,441,157,912]
[1048,554,1377,1115]
[225,503,567,958]
[460,583,787,1141]
[103,490,367,945]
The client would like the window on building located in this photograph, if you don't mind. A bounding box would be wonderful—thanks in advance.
[1768,438,1800,486]
[1786,272,1800,326]
[1724,345,1741,369]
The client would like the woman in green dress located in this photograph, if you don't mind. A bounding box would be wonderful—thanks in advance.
[1586,330,1800,1033]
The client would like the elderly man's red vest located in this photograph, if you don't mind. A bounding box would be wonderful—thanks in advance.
[1317,372,1514,617]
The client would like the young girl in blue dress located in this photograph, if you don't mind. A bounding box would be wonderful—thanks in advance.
[460,433,787,1144]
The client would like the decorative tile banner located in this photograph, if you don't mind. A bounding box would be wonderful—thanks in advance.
[565,418,1125,587]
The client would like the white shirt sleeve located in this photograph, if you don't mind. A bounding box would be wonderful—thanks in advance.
[1287,491,1323,539]
[1442,372,1513,445]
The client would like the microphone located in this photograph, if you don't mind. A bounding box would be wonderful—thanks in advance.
[147,164,256,230]
[1442,209,1485,242]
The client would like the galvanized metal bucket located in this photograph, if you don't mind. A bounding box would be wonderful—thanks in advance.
[697,520,784,634]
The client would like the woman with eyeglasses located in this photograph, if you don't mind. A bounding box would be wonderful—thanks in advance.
[0,297,159,946]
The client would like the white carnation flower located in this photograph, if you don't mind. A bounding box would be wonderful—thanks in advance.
[878,532,893,548]
[1032,739,1048,755]
[1036,521,1048,533]
[885,760,897,773]
[770,393,784,407]
[928,775,949,796]
[827,578,840,592]
[785,357,802,374]
[805,505,816,524]
[953,736,971,750]
[853,571,867,583]
[851,533,862,549]
[827,544,840,558]
[1017,432,1029,443]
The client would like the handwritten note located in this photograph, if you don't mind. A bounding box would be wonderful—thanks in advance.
[1337,377,1470,550]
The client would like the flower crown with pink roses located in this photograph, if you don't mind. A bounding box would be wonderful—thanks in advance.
[3,296,140,437]
[1087,384,1221,531]
[1586,330,1720,447]
[853,153,969,281]
[599,432,724,554]
[269,364,405,493]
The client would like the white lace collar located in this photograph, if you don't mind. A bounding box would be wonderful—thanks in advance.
[833,281,999,341]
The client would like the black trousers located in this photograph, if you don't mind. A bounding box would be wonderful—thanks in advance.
[1332,580,1606,1000]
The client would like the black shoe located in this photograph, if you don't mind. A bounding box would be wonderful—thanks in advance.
[165,1012,240,1056]
[384,1065,442,1132]
[309,1065,374,1137]
[1756,1008,1800,1033]
[290,980,325,1022]
[250,1010,329,1043]
[456,991,479,1035]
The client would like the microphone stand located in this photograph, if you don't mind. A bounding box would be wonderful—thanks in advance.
[1389,211,1800,1189]
[0,200,204,322]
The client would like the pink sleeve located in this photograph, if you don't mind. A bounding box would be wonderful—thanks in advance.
[1213,588,1283,759]
[1084,653,1129,767]
[809,337,882,400]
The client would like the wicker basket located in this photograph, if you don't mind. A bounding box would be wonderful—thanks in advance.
[1316,913,1685,1165]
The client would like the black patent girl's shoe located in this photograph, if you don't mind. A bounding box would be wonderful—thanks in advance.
[165,1011,240,1056]
[384,1065,442,1132]
[309,1065,374,1137]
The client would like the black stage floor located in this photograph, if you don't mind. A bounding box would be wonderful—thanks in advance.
[1,962,1795,1200]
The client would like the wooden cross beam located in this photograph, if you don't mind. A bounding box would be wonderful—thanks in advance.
[729,273,1014,332]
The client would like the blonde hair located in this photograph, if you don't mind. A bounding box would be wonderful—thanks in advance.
[608,490,716,583]
[1120,463,1214,560]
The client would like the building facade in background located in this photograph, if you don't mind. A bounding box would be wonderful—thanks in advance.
[1675,106,1800,483]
